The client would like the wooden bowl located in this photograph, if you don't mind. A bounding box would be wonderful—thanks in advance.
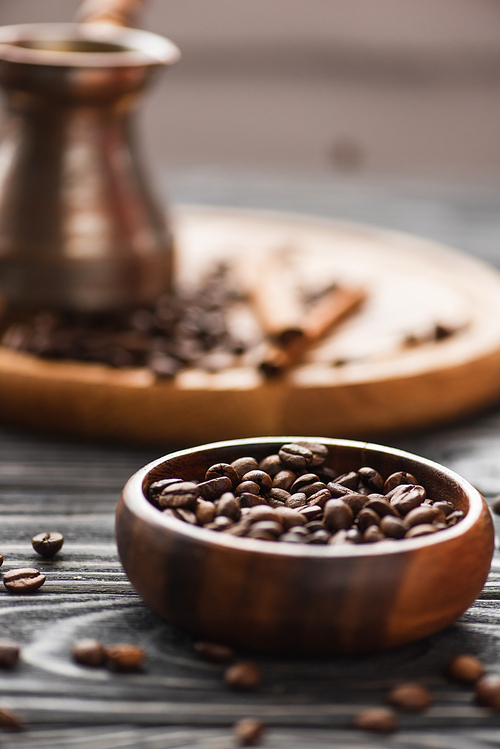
[116,437,494,655]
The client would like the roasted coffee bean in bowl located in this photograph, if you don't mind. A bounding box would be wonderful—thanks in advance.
[116,437,494,655]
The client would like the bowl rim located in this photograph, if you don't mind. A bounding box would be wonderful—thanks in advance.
[0,23,180,68]
[119,436,486,559]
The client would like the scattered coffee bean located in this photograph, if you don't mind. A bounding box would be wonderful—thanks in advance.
[3,568,45,594]
[146,443,464,544]
[354,706,398,733]
[31,531,64,557]
[0,639,20,669]
[387,682,432,712]
[446,654,485,683]
[1,264,244,378]
[0,706,23,731]
[72,638,107,667]
[105,643,145,671]
[490,496,500,516]
[233,718,265,746]
[475,674,500,708]
[193,641,234,663]
[224,661,262,691]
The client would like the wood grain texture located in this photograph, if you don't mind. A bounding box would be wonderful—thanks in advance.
[0,420,499,746]
[2,206,500,444]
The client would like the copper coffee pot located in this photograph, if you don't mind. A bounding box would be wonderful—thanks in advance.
[0,0,180,314]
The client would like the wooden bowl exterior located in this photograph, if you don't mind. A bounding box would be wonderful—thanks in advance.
[116,437,494,654]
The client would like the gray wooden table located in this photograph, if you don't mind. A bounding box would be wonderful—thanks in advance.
[1,171,500,748]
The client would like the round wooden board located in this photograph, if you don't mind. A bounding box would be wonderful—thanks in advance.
[1,204,500,446]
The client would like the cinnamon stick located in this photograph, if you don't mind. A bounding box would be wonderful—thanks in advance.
[259,285,366,377]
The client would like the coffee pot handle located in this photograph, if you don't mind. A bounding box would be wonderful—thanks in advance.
[75,0,147,27]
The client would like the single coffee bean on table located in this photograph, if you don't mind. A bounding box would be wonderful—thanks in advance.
[387,682,433,712]
[353,706,398,733]
[0,706,24,731]
[446,654,485,683]
[3,568,45,594]
[72,638,107,667]
[224,661,262,691]
[31,531,64,557]
[105,643,145,671]
[146,442,464,545]
[233,718,265,746]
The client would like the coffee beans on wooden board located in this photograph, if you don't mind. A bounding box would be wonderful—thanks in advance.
[0,265,245,378]
[72,639,145,671]
[3,568,45,594]
[31,532,64,557]
[147,442,464,545]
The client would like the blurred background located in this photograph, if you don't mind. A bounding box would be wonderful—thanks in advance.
[1,0,500,265]
[3,0,500,179]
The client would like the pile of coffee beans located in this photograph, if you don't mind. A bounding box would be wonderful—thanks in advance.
[0,265,245,378]
[147,442,464,544]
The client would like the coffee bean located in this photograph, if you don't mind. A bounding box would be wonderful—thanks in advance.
[174,508,198,524]
[205,463,240,489]
[213,515,234,530]
[307,488,332,508]
[346,527,363,543]
[285,492,307,508]
[433,501,455,517]
[387,682,432,712]
[233,718,265,746]
[278,443,313,471]
[446,654,485,683]
[242,470,272,494]
[3,568,45,594]
[272,470,296,491]
[31,531,64,557]
[335,471,360,490]
[246,505,279,523]
[231,457,259,479]
[475,675,500,708]
[196,499,217,525]
[308,529,331,544]
[356,507,380,532]
[0,706,23,731]
[274,506,307,529]
[72,638,107,667]
[0,639,20,669]
[157,481,198,510]
[279,532,307,544]
[447,510,465,525]
[291,474,319,493]
[405,524,440,538]
[224,661,262,690]
[193,641,234,663]
[404,505,445,528]
[268,487,290,503]
[383,471,417,493]
[148,478,182,504]
[197,476,233,501]
[380,515,406,539]
[363,525,385,543]
[235,481,260,496]
[296,441,328,467]
[105,643,145,671]
[216,493,241,521]
[246,521,283,540]
[323,499,354,531]
[341,493,367,515]
[358,466,384,492]
[326,481,353,498]
[354,707,398,733]
[239,492,267,508]
[258,454,283,476]
[364,498,397,518]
